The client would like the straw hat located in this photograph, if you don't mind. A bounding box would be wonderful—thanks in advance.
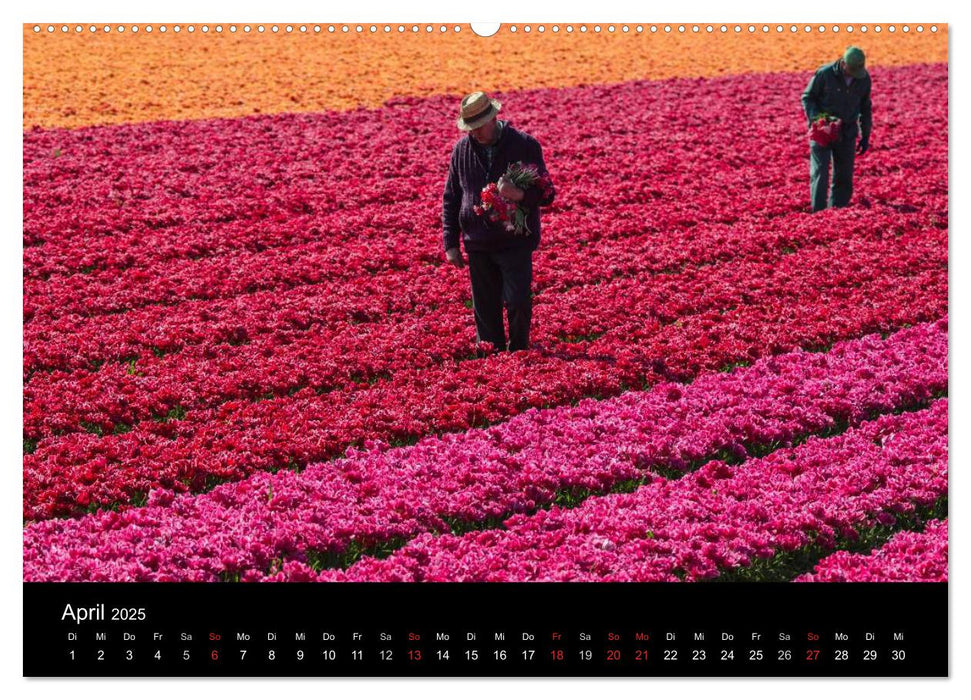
[456,91,502,131]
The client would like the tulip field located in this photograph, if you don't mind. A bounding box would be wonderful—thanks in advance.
[23,25,947,582]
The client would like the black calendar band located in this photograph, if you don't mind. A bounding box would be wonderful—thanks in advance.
[24,582,947,677]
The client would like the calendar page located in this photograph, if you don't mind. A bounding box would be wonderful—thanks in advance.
[21,12,949,679]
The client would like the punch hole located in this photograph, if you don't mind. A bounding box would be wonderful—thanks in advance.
[663,25,670,33]
[860,26,868,33]
[595,25,602,32]
[846,26,854,33]
[734,25,741,32]
[931,25,938,32]
[650,26,657,33]
[118,25,125,33]
[692,26,699,33]
[607,25,615,32]
[677,25,684,33]
[426,25,433,32]
[298,26,306,33]
[580,25,587,32]
[567,25,574,32]
[875,25,882,32]
[832,25,839,33]
[216,25,223,33]
[706,25,713,33]
[818,26,825,32]
[917,26,924,32]
[903,25,910,32]
[538,25,545,32]
[636,25,643,32]
[522,26,529,33]
[621,25,628,33]
[553,26,561,32]
[75,25,83,33]
[356,26,363,33]
[32,25,39,32]
[61,25,68,32]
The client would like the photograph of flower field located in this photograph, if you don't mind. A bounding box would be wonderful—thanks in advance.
[22,24,947,582]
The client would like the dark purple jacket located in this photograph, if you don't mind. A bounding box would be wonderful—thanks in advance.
[442,120,555,254]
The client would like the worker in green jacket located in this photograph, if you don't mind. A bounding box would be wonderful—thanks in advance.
[801,46,873,212]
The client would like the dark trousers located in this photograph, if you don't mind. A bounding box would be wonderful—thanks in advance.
[810,134,856,212]
[467,247,533,352]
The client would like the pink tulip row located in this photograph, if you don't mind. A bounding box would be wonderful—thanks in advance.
[23,211,938,444]
[298,399,947,583]
[794,519,948,582]
[24,65,945,284]
[22,319,946,581]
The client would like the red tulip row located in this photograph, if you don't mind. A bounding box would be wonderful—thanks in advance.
[25,202,903,375]
[23,205,931,444]
[23,224,945,521]
[24,64,945,292]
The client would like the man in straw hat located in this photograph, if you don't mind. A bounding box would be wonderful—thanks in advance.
[442,91,555,353]
[801,46,873,212]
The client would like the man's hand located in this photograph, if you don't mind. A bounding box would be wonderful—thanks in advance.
[497,175,524,202]
[445,246,465,269]
[857,135,870,155]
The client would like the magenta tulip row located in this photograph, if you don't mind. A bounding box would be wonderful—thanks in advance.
[22,319,946,581]
[298,400,947,582]
[795,519,947,582]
